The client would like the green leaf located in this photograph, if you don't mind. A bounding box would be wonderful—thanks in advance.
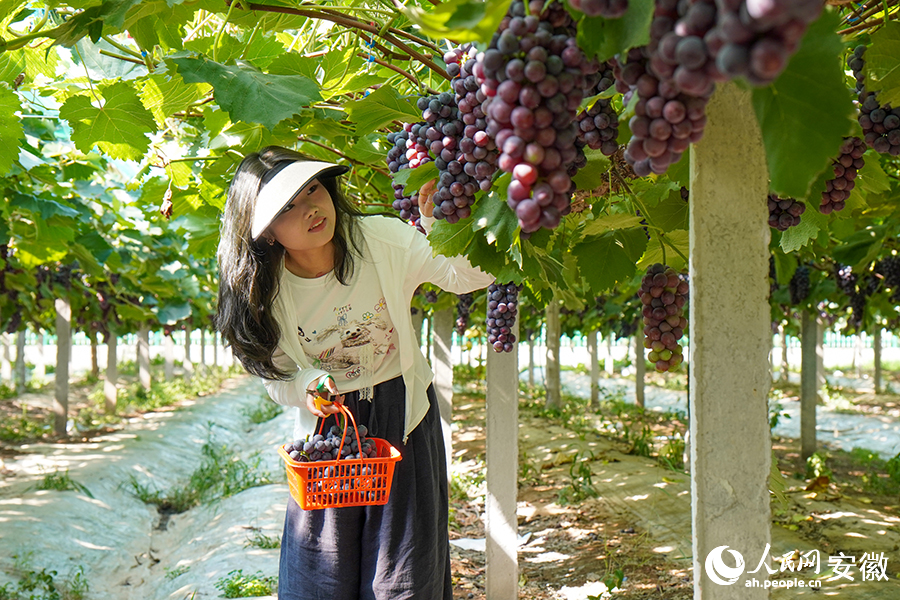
[0,83,23,176]
[866,21,900,108]
[393,161,439,196]
[402,0,513,43]
[343,84,422,136]
[138,70,209,124]
[471,191,520,255]
[52,0,144,48]
[582,213,645,236]
[751,12,855,200]
[857,150,891,195]
[637,230,688,272]
[59,81,155,160]
[832,227,885,270]
[779,205,829,253]
[428,218,478,258]
[572,147,611,191]
[647,189,689,232]
[577,0,654,62]
[169,53,321,130]
[771,251,797,286]
[573,232,637,294]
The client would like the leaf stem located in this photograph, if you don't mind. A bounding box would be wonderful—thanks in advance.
[612,165,688,266]
[213,0,238,62]
[101,35,144,60]
[98,49,145,66]
[72,43,101,105]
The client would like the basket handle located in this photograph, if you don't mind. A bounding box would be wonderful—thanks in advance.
[317,403,365,462]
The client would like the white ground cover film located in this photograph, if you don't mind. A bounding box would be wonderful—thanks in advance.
[0,377,291,599]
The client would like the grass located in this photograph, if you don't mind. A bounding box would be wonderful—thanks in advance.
[213,570,277,598]
[241,395,284,424]
[846,447,900,495]
[164,565,191,580]
[244,530,281,549]
[0,553,88,600]
[32,470,93,498]
[128,428,274,514]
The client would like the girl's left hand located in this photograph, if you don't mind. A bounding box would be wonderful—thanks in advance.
[418,179,437,218]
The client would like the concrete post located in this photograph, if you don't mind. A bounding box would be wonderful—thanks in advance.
[54,298,71,436]
[35,330,45,383]
[105,333,117,414]
[605,335,614,375]
[213,330,219,367]
[485,317,519,600]
[433,309,454,476]
[634,335,645,409]
[545,301,561,411]
[587,330,599,408]
[873,328,882,394]
[15,330,26,394]
[184,324,194,384]
[689,82,771,597]
[138,326,151,390]
[780,327,789,382]
[800,311,818,462]
[164,333,174,381]
[816,320,825,392]
[1,333,11,384]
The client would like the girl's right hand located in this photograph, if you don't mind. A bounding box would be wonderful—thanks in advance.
[305,376,345,419]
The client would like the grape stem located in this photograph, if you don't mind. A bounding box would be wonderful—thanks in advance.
[611,165,688,266]
[355,52,439,93]
[298,137,392,177]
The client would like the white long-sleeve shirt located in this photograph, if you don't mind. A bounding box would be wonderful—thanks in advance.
[263,214,495,442]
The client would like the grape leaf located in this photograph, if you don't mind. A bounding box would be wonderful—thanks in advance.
[471,190,520,261]
[779,206,829,253]
[572,147,611,191]
[648,189,689,232]
[637,229,688,272]
[343,84,422,136]
[831,226,885,271]
[59,81,155,160]
[577,0,654,63]
[0,83,23,176]
[582,213,644,236]
[428,218,476,258]
[866,21,900,108]
[157,301,192,325]
[402,0,513,43]
[169,53,321,130]
[752,12,855,200]
[573,232,637,294]
[138,71,209,124]
[393,161,439,196]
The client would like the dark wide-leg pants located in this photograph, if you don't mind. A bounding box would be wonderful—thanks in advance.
[278,377,452,600]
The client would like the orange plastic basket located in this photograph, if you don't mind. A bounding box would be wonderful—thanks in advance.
[277,405,402,510]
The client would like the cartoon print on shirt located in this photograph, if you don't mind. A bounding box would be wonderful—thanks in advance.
[297,326,311,343]
[334,303,351,327]
[374,297,386,313]
[302,318,392,376]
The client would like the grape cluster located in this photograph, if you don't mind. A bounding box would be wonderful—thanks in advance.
[487,282,520,352]
[387,126,427,231]
[568,0,628,19]
[788,265,810,305]
[850,46,900,156]
[414,92,480,224]
[478,0,599,233]
[639,263,688,372]
[285,423,378,463]
[424,290,438,303]
[875,256,900,302]
[767,193,805,231]
[834,263,857,297]
[710,0,822,86]
[618,0,822,177]
[447,45,499,193]
[576,65,620,156]
[821,137,865,214]
[456,293,475,336]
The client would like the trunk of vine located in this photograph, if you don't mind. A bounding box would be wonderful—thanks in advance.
[605,335,614,375]
[200,328,206,372]
[89,328,99,380]
[545,301,561,411]
[528,336,534,388]
[780,326,789,382]
[34,330,45,383]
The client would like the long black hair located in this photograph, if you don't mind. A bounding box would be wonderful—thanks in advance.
[216,146,365,380]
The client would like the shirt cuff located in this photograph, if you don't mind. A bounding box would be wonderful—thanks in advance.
[420,213,436,234]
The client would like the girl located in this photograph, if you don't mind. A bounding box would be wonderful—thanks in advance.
[216,146,495,600]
